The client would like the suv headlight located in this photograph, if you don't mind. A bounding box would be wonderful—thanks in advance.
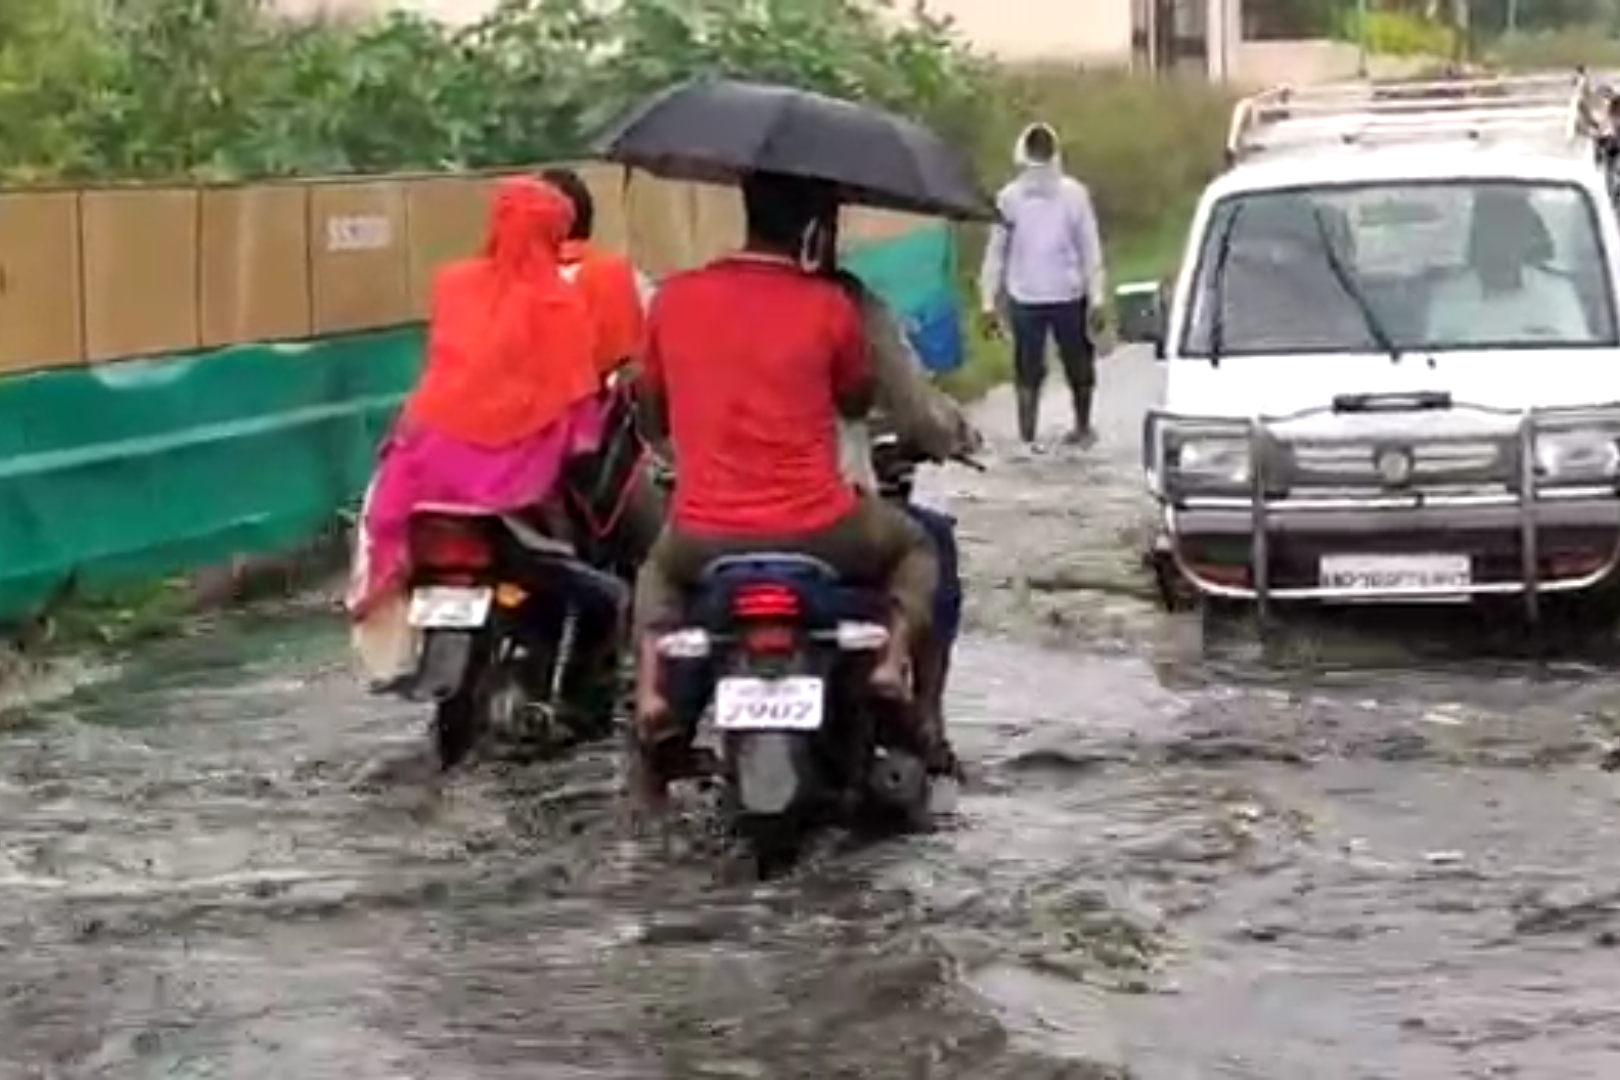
[1535,431,1620,482]
[1172,436,1251,485]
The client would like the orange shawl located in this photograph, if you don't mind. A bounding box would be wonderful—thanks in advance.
[560,239,645,376]
[405,178,600,447]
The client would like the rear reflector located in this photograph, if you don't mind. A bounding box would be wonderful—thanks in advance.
[411,517,492,570]
[742,624,796,654]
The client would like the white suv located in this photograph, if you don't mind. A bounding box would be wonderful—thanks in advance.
[1117,72,1620,622]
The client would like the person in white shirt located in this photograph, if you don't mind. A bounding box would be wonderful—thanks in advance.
[1425,189,1590,346]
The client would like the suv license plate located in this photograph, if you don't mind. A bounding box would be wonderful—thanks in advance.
[714,676,825,731]
[408,586,493,628]
[1318,553,1471,594]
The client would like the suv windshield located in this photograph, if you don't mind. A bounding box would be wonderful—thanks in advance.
[1181,179,1619,357]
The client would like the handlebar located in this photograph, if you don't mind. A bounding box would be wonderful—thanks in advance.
[872,433,987,473]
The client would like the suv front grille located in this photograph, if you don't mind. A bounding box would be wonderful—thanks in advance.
[1275,437,1513,490]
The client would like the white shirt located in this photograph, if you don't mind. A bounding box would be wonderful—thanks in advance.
[1425,267,1589,345]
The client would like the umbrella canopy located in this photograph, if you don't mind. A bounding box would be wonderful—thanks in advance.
[590,77,994,222]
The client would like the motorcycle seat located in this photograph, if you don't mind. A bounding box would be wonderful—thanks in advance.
[688,552,883,627]
[698,553,840,586]
[497,515,578,559]
[411,506,577,559]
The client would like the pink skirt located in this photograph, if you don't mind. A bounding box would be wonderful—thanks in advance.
[346,396,608,618]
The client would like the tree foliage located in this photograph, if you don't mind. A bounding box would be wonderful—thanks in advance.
[0,0,992,182]
[1247,0,1620,43]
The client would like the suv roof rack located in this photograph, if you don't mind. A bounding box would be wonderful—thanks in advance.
[1225,70,1604,165]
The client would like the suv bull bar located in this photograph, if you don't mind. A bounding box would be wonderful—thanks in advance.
[1143,395,1620,620]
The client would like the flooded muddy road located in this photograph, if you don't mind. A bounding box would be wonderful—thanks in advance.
[7,348,1620,1078]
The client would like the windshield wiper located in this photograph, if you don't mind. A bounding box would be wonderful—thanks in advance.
[1308,205,1401,364]
[1205,203,1244,369]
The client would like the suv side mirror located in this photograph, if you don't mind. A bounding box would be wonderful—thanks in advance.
[1114,280,1167,358]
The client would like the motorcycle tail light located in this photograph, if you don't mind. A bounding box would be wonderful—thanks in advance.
[410,516,493,571]
[732,583,800,620]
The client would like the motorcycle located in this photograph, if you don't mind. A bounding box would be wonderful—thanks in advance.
[654,433,974,876]
[388,381,654,768]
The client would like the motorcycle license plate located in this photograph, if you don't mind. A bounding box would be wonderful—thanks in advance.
[407,585,493,629]
[713,676,825,731]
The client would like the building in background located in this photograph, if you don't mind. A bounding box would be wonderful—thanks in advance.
[901,0,1243,75]
[268,0,1388,87]
[269,0,1238,71]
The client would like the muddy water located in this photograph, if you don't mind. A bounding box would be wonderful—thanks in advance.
[7,349,1620,1078]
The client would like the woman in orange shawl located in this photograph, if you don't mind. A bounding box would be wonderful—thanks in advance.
[347,177,607,624]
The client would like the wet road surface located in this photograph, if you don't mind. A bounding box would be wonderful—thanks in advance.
[7,349,1620,1077]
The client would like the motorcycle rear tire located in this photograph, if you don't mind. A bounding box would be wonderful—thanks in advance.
[432,689,486,770]
[741,816,803,881]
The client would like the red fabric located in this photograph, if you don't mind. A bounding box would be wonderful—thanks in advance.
[404,177,599,448]
[644,256,868,536]
[560,239,645,377]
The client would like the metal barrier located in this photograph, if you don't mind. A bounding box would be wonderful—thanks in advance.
[1144,397,1620,620]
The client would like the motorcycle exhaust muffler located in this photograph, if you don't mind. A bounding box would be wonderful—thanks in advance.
[865,747,927,812]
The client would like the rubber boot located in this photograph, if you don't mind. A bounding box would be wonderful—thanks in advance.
[1063,385,1096,448]
[1014,385,1041,446]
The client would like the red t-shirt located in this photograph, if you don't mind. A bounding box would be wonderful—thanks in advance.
[643,256,869,536]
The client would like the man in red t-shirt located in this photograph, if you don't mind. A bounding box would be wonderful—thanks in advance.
[630,172,939,798]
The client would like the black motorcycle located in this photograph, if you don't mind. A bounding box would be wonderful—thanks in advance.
[384,382,655,768]
[655,433,970,876]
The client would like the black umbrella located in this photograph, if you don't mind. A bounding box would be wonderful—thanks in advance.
[590,77,993,222]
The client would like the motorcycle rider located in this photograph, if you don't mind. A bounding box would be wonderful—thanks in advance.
[629,170,941,807]
[540,166,649,378]
[348,177,607,680]
[831,270,979,775]
[539,166,666,568]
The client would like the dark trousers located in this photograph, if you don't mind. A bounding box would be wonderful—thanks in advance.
[904,504,961,654]
[1007,298,1096,437]
[633,494,939,637]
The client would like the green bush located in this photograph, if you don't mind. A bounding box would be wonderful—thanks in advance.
[0,0,1231,248]
[0,0,993,181]
[1336,10,1453,59]
[0,0,1232,403]
[1489,26,1620,71]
